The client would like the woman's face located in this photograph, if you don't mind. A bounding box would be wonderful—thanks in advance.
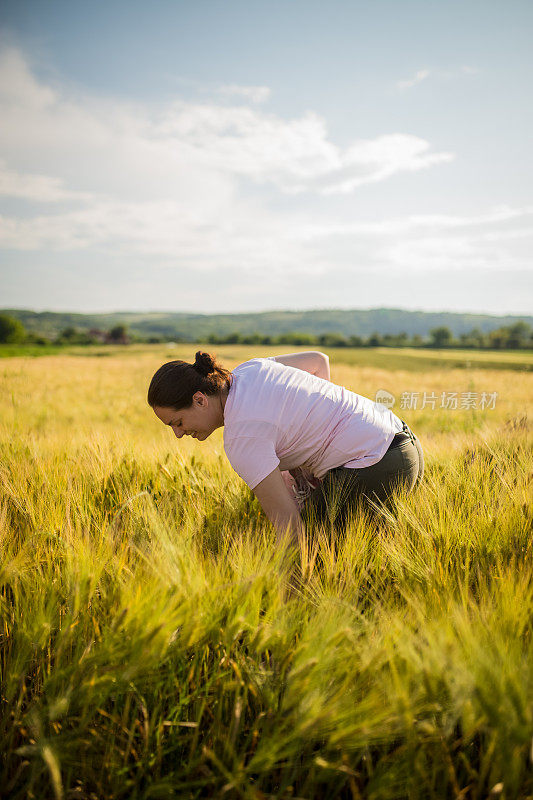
[153,392,220,441]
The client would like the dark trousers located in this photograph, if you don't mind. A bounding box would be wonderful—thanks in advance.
[301,424,424,527]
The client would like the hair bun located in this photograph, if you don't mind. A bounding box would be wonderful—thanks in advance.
[194,351,215,377]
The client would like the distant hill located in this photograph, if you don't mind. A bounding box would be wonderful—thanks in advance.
[3,307,533,340]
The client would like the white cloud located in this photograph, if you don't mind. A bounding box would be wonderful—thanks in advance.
[296,205,533,239]
[216,84,271,103]
[0,198,303,269]
[2,199,530,278]
[0,158,93,202]
[383,231,532,273]
[397,65,481,90]
[0,46,453,202]
[318,135,454,194]
[0,46,526,285]
[151,102,454,193]
[289,205,533,274]
[397,69,431,90]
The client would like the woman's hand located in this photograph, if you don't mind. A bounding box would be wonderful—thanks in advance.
[253,467,304,548]
[281,470,298,495]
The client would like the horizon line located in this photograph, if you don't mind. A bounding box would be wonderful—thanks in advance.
[1,306,532,319]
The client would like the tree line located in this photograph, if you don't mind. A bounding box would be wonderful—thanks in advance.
[0,317,130,346]
[206,321,533,349]
[0,313,531,350]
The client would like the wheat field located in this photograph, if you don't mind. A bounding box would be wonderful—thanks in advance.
[1,345,532,799]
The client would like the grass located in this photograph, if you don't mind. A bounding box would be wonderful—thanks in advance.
[1,345,532,799]
[1,343,532,372]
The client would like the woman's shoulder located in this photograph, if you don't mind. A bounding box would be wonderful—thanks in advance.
[224,359,282,431]
[231,356,278,382]
[234,356,276,370]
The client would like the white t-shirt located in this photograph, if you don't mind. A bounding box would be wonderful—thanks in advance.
[223,357,403,490]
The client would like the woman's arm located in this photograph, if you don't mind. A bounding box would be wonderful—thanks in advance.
[271,351,330,381]
[253,467,305,548]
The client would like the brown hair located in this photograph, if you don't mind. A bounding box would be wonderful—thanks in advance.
[147,351,232,410]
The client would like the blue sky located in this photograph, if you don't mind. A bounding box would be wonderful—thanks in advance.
[0,0,532,314]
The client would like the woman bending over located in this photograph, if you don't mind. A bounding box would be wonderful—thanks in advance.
[148,351,424,547]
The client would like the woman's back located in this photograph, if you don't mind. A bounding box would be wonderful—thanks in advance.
[223,357,403,489]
